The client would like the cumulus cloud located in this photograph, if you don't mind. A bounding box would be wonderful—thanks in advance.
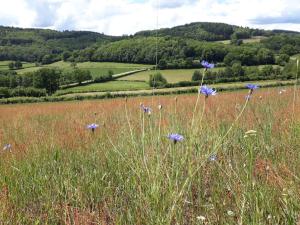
[0,0,299,35]
[153,0,198,9]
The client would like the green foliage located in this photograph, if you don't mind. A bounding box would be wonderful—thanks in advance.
[33,68,61,94]
[135,22,263,41]
[262,34,300,53]
[191,70,202,81]
[8,60,23,70]
[280,44,298,56]
[276,54,290,66]
[0,23,299,70]
[8,61,14,70]
[0,26,115,62]
[73,68,92,84]
[14,60,23,69]
[149,72,167,87]
[94,74,113,83]
[0,87,46,98]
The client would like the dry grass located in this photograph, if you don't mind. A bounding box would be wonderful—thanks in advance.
[0,87,299,224]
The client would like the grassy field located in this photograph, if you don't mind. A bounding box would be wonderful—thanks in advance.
[0,87,299,223]
[0,61,36,71]
[291,54,300,60]
[215,36,266,45]
[117,65,280,83]
[118,68,222,83]
[0,61,153,78]
[58,80,295,98]
[55,81,150,96]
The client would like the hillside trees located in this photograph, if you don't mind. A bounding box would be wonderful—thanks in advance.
[33,68,61,94]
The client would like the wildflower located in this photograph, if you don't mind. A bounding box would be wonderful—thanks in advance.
[246,83,259,95]
[279,89,286,94]
[196,215,206,221]
[158,104,163,110]
[246,84,259,90]
[141,104,151,115]
[227,210,234,216]
[200,85,217,98]
[267,215,272,220]
[167,133,184,144]
[3,144,12,151]
[87,123,99,132]
[201,60,214,69]
[209,154,217,162]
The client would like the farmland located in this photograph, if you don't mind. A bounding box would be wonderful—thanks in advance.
[0,86,299,224]
[117,68,221,83]
[55,81,150,96]
[0,61,152,78]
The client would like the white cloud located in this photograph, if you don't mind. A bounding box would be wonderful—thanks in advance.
[0,0,299,35]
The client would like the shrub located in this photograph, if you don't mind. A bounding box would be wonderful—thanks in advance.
[191,70,202,81]
[94,74,113,83]
[149,72,167,88]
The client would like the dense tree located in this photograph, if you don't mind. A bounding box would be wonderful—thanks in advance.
[257,48,275,64]
[276,54,290,66]
[14,60,23,69]
[33,68,61,94]
[73,69,92,84]
[232,62,245,76]
[8,62,14,70]
[280,44,297,56]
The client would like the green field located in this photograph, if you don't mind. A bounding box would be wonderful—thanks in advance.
[118,69,196,83]
[0,61,153,78]
[118,65,282,83]
[57,79,295,98]
[55,81,149,96]
[118,68,220,83]
[0,61,36,71]
[215,36,266,45]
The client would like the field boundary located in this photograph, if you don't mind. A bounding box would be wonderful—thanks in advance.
[0,80,296,105]
[59,68,151,89]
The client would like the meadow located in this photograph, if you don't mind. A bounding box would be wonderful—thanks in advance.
[117,65,280,83]
[117,69,216,83]
[0,85,299,224]
[214,36,266,45]
[0,61,152,78]
[55,81,150,96]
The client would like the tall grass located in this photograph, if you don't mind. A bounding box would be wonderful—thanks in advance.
[0,87,300,224]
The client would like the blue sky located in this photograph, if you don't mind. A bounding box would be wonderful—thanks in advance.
[0,0,299,35]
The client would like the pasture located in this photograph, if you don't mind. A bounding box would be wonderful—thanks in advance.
[117,68,222,83]
[0,86,300,224]
[55,81,150,96]
[215,36,266,45]
[0,61,152,78]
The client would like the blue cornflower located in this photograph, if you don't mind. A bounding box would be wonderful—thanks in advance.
[87,123,99,132]
[246,83,259,95]
[3,144,12,151]
[246,84,259,90]
[200,85,217,98]
[201,60,214,69]
[167,133,184,143]
[141,104,151,115]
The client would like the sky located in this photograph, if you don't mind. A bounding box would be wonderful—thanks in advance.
[0,0,300,35]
